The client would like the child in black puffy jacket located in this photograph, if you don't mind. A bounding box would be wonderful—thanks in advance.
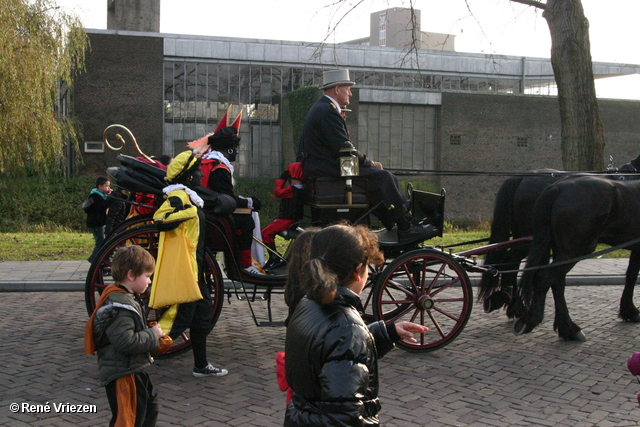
[84,176,111,262]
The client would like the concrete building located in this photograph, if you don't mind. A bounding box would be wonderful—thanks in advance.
[73,6,640,221]
[345,8,455,52]
[107,0,160,32]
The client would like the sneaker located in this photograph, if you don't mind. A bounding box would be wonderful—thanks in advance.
[397,223,439,244]
[244,264,266,275]
[264,259,286,271]
[193,363,228,377]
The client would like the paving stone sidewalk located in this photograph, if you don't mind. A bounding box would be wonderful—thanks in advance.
[1,287,640,426]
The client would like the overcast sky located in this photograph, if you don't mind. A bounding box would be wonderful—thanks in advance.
[56,0,640,98]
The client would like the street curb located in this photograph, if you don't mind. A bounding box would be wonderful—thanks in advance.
[0,275,627,292]
[0,281,86,292]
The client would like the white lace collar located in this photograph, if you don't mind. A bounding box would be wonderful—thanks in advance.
[202,149,234,176]
[162,184,204,208]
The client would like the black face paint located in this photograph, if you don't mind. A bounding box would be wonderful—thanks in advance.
[226,147,238,162]
[189,169,203,186]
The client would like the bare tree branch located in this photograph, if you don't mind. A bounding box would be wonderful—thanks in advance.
[398,0,421,70]
[463,0,496,56]
[510,0,547,10]
[307,0,367,64]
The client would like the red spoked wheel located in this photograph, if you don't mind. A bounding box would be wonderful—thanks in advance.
[372,248,472,352]
[107,213,154,239]
[85,224,224,358]
[359,264,385,322]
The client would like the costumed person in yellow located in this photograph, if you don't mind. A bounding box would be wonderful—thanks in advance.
[189,107,264,273]
[150,150,228,377]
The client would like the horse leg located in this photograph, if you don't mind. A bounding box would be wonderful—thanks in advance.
[487,247,529,315]
[550,270,586,341]
[512,270,550,335]
[484,268,517,314]
[620,250,640,322]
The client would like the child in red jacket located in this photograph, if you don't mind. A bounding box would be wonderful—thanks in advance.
[261,162,306,270]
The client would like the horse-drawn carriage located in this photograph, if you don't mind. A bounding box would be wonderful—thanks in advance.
[85,126,561,357]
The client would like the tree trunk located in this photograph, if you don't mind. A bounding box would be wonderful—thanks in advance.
[543,0,604,170]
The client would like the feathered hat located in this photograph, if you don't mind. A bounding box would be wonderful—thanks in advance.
[188,106,243,153]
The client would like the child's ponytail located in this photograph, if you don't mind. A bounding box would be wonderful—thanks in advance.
[303,223,384,305]
[305,257,338,305]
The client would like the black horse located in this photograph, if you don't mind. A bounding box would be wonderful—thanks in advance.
[478,170,562,314]
[479,156,640,315]
[511,175,640,341]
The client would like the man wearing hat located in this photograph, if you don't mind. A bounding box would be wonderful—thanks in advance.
[298,68,437,243]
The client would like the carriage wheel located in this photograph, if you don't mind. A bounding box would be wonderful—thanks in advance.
[359,264,385,322]
[108,213,154,239]
[85,224,225,358]
[372,248,472,353]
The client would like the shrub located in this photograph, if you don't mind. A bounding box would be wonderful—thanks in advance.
[0,174,442,233]
[0,175,94,232]
[0,175,280,232]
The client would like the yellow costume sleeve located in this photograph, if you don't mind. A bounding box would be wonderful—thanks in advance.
[153,194,198,224]
[149,190,203,309]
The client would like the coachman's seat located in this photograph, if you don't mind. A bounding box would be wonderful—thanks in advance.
[308,176,370,226]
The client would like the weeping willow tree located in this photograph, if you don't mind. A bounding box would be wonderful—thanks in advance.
[0,0,88,176]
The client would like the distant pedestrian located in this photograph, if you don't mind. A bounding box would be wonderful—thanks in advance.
[84,245,167,427]
[84,177,111,263]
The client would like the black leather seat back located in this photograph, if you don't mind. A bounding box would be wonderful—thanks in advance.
[309,177,368,205]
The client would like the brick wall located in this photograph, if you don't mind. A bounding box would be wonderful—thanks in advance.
[439,92,640,221]
[74,33,164,173]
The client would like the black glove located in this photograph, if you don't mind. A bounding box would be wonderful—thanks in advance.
[280,170,290,180]
[251,196,262,212]
[168,196,185,211]
[155,219,182,232]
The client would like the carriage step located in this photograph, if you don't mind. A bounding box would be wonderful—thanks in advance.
[258,321,286,327]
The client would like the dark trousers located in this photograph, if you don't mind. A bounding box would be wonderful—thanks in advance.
[106,371,158,427]
[88,226,105,263]
[168,284,214,369]
[358,167,407,229]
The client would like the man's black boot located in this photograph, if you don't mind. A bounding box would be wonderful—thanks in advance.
[397,215,438,244]
[263,242,279,270]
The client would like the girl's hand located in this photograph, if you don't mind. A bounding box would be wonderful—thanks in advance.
[395,321,429,343]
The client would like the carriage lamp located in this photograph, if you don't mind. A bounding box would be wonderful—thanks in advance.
[339,141,359,177]
[339,141,359,204]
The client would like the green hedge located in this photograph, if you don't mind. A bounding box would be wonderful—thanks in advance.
[0,174,439,233]
[0,175,281,232]
[0,175,95,232]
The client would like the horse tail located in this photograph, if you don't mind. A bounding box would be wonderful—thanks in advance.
[489,176,523,244]
[478,176,523,301]
[518,184,559,308]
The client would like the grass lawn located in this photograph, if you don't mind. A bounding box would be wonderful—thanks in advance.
[0,232,93,261]
[0,229,629,262]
